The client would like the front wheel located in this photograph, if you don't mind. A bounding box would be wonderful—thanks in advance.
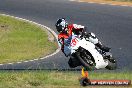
[76,47,96,70]
[68,57,82,68]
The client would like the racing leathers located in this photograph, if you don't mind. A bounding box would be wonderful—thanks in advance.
[58,24,85,55]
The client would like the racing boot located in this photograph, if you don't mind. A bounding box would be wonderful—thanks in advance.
[95,42,110,52]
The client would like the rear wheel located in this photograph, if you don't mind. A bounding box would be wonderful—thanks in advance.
[105,57,117,70]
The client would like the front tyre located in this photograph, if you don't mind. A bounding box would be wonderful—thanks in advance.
[76,47,96,70]
[68,57,81,68]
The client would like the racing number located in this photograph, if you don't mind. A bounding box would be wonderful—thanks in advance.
[70,38,78,47]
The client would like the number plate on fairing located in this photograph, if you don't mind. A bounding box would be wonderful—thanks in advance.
[70,37,79,47]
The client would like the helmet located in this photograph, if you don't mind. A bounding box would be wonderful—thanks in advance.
[55,18,68,33]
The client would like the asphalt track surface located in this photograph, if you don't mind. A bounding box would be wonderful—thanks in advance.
[0,0,132,70]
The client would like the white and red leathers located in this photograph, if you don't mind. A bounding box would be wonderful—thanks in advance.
[58,24,85,53]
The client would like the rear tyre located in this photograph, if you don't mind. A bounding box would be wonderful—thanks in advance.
[105,57,117,70]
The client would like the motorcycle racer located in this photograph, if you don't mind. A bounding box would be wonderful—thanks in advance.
[55,18,110,57]
[55,18,86,55]
[55,18,112,68]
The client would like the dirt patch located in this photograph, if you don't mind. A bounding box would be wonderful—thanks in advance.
[0,24,9,30]
[46,29,56,42]
[79,0,132,6]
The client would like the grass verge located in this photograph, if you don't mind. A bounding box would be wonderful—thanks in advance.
[0,70,131,88]
[79,0,132,6]
[0,15,58,64]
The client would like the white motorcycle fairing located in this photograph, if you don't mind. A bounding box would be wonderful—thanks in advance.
[70,35,108,69]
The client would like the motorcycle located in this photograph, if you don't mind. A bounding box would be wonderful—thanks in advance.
[63,33,117,70]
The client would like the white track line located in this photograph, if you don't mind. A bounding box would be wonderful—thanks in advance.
[70,0,132,7]
[0,14,60,66]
